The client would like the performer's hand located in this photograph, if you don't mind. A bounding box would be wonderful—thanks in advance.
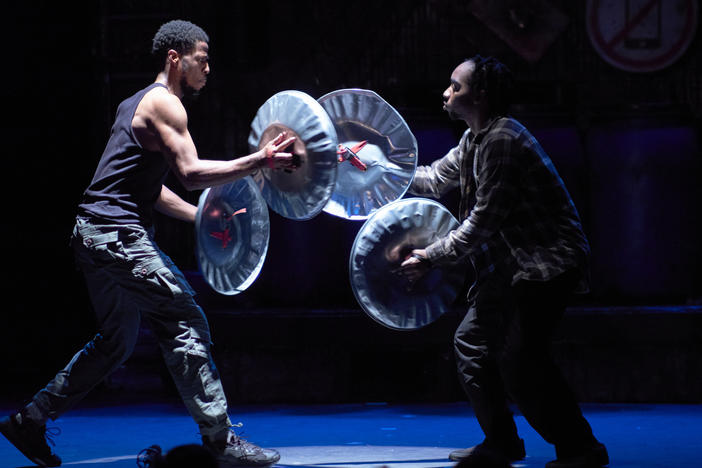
[261,132,299,170]
[399,248,431,284]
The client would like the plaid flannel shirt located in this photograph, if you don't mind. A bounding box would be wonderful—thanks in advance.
[410,116,590,298]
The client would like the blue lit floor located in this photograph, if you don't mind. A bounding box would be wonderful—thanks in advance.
[1,400,700,467]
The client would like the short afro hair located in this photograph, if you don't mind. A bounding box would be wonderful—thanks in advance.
[151,20,209,62]
[465,55,514,116]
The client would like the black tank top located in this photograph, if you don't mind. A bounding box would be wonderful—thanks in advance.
[78,83,170,227]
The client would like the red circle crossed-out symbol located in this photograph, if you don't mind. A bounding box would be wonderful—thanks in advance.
[587,0,698,72]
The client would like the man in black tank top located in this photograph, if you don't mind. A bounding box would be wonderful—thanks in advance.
[0,20,294,468]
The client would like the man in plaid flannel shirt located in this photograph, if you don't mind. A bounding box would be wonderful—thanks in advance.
[399,56,608,468]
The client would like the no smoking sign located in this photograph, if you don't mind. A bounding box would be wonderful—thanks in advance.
[587,0,698,72]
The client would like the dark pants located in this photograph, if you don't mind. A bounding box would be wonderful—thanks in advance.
[454,269,599,456]
[31,218,232,438]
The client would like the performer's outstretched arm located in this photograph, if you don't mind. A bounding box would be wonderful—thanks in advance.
[409,131,469,198]
[135,87,298,191]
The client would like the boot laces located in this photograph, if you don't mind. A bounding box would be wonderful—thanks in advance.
[225,424,265,456]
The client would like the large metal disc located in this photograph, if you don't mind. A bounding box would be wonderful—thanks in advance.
[248,90,338,220]
[349,198,464,330]
[318,89,418,220]
[195,176,269,295]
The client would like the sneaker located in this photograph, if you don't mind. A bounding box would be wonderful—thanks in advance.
[203,430,280,467]
[450,444,513,467]
[0,411,61,467]
[546,442,609,468]
[449,438,525,462]
[136,444,163,468]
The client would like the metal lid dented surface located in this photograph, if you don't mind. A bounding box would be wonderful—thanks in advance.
[319,89,417,220]
[349,198,464,330]
[248,90,338,220]
[195,176,270,295]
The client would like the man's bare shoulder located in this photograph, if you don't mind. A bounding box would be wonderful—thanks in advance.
[137,85,187,130]
[133,85,187,151]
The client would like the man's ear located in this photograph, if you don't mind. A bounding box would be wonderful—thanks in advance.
[167,49,180,67]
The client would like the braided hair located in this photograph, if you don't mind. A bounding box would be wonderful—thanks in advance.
[465,55,515,117]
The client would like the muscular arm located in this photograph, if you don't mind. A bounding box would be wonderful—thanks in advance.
[137,88,296,191]
[154,185,197,223]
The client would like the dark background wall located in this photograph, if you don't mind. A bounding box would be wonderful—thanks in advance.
[3,0,701,404]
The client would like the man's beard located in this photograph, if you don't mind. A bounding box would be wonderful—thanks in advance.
[180,76,200,99]
[180,60,201,99]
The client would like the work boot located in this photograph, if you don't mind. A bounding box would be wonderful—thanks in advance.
[203,429,280,467]
[546,442,609,468]
[0,410,61,467]
[450,438,525,463]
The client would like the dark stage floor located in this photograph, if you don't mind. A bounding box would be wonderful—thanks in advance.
[1,400,700,467]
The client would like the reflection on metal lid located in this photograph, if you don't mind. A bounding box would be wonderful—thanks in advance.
[248,90,338,220]
[349,198,464,330]
[195,176,269,295]
[319,88,417,220]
